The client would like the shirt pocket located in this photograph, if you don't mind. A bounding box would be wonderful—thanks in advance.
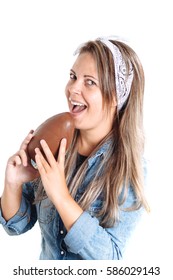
[37,198,56,224]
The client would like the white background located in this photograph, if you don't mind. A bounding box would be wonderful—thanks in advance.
[0,0,172,277]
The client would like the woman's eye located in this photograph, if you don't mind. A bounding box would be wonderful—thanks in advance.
[86,79,96,86]
[70,73,76,80]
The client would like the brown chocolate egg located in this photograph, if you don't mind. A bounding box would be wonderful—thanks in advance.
[27,112,75,168]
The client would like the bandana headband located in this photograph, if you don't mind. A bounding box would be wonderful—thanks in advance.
[98,37,133,110]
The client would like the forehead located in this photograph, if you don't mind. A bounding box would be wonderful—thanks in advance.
[72,52,97,75]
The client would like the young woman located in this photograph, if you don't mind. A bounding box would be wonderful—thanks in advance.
[0,37,149,260]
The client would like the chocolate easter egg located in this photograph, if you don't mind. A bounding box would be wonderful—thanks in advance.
[27,112,75,167]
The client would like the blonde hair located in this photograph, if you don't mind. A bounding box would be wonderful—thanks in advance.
[64,39,149,228]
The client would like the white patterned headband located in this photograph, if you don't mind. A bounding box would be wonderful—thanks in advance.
[98,37,134,110]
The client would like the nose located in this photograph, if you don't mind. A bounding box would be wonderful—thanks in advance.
[68,79,83,96]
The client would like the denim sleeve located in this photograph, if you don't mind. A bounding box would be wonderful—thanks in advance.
[0,181,37,236]
[64,186,143,260]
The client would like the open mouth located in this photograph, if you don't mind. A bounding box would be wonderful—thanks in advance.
[70,99,87,113]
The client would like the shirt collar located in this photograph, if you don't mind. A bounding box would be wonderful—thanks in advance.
[88,139,112,167]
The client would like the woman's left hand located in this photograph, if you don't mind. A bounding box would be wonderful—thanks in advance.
[35,138,83,231]
[35,138,69,205]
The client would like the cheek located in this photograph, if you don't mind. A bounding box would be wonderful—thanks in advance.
[89,94,103,111]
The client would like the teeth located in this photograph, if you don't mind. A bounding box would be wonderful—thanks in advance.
[69,97,85,107]
[72,101,84,106]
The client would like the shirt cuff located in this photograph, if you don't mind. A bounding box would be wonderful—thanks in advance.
[64,211,99,254]
[0,196,31,234]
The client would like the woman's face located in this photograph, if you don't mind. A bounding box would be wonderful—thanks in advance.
[65,52,115,135]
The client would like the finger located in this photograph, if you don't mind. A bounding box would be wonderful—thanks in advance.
[40,139,56,166]
[9,150,28,167]
[18,149,28,167]
[35,147,50,172]
[35,152,46,175]
[58,138,67,166]
[12,155,22,166]
[20,130,34,150]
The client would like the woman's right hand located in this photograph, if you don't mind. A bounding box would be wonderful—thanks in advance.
[5,130,39,191]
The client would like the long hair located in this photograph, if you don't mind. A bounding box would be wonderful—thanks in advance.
[64,39,149,228]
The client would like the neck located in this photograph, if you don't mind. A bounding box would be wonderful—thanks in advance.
[77,127,111,156]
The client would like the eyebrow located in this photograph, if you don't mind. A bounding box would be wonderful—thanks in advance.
[70,69,99,81]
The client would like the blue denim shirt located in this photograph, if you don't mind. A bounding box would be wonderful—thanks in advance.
[0,140,145,260]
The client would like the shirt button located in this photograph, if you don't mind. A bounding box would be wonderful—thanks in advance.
[60,230,64,234]
[61,251,64,255]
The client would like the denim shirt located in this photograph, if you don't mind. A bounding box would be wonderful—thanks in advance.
[0,140,145,260]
